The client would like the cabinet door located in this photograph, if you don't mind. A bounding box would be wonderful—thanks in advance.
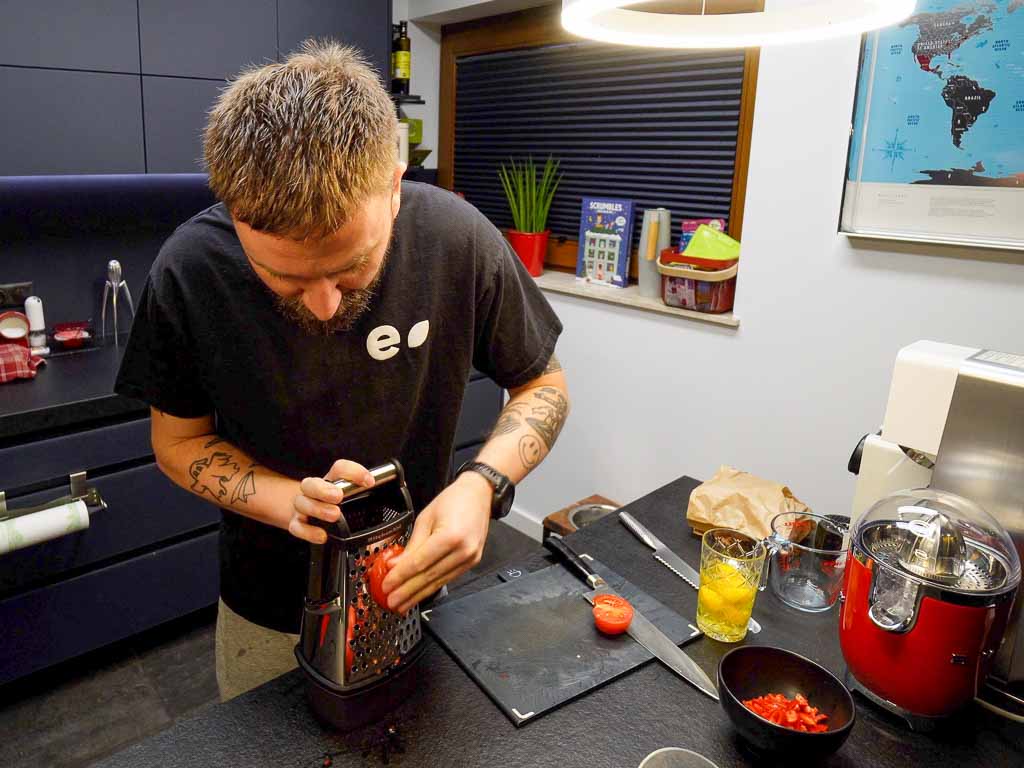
[0,0,140,73]
[0,67,145,175]
[143,76,224,173]
[278,0,392,82]
[139,0,277,80]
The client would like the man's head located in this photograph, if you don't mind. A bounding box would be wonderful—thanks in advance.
[205,40,404,333]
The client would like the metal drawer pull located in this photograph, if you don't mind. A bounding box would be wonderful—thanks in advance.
[0,472,107,556]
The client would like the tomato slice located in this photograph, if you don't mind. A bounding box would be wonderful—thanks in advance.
[368,543,405,611]
[592,594,634,635]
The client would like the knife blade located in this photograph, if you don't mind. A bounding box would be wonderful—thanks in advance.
[544,536,719,701]
[619,511,762,635]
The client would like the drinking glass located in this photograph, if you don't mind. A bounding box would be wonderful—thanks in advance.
[696,528,766,643]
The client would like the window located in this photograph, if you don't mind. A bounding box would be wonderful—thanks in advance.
[440,3,760,277]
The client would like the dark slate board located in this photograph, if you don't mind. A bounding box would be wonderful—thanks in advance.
[422,558,701,726]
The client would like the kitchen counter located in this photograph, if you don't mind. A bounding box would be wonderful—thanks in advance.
[95,476,1024,768]
[0,341,146,443]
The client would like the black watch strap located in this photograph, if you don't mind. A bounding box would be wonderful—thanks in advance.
[457,461,515,519]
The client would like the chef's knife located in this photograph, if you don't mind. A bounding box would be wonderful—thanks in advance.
[619,511,762,635]
[544,536,719,701]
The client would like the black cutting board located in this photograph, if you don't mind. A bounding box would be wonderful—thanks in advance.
[422,558,702,727]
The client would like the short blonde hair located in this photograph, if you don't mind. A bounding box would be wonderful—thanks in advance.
[204,40,397,239]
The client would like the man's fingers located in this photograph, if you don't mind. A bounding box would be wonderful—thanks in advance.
[386,538,482,611]
[288,513,327,544]
[392,551,473,614]
[323,460,374,487]
[300,476,344,504]
[293,493,341,523]
[382,530,449,593]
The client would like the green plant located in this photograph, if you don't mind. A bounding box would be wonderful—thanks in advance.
[497,155,562,233]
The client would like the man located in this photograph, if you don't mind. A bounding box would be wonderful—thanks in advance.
[115,41,568,700]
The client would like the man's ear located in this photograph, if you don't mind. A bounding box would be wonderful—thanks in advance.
[391,162,407,217]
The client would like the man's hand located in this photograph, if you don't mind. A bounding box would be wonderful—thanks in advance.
[381,471,492,613]
[289,460,375,544]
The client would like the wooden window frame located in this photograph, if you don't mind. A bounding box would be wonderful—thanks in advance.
[439,2,761,276]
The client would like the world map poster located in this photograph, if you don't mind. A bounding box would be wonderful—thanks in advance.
[841,1,1024,249]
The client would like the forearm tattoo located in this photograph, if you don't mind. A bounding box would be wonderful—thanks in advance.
[188,445,258,505]
[490,402,527,437]
[526,386,568,450]
[490,378,569,471]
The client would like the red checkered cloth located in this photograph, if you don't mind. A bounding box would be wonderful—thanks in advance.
[0,343,44,383]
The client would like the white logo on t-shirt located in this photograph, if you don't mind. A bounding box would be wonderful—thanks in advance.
[366,320,430,361]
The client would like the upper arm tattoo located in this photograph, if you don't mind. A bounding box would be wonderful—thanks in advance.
[542,354,563,375]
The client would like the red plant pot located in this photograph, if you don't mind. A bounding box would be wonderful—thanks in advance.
[506,230,549,277]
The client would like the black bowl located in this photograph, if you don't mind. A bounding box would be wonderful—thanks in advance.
[718,646,855,761]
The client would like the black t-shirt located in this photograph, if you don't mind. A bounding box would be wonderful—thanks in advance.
[115,181,562,633]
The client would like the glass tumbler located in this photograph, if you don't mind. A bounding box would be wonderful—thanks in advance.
[766,512,849,613]
[696,528,766,643]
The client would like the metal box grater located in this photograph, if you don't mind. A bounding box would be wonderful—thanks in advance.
[295,460,426,730]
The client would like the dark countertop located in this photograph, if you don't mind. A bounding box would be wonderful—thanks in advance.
[0,341,145,443]
[95,476,1024,768]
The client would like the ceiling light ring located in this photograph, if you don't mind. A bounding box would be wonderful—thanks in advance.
[561,1,918,49]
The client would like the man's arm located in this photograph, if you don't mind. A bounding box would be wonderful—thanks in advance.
[382,354,569,612]
[149,407,375,543]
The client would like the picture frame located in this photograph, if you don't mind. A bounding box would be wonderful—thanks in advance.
[839,2,1024,252]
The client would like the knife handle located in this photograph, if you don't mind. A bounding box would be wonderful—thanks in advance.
[544,536,606,590]
[618,511,665,551]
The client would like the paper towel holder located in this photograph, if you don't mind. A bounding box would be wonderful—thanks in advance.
[0,470,107,521]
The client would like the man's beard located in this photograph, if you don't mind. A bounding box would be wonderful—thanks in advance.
[274,245,390,335]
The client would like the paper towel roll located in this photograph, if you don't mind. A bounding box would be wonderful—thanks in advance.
[25,296,45,332]
[0,500,90,555]
[637,208,670,299]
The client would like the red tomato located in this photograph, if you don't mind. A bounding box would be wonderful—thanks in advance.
[592,594,634,635]
[368,544,405,611]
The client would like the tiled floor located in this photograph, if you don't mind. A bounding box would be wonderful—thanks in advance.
[0,521,537,768]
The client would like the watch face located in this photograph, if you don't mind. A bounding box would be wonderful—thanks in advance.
[495,482,515,519]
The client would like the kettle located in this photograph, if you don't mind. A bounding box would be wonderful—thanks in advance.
[839,488,1021,729]
[294,460,426,731]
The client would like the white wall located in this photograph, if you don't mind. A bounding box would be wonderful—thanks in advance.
[405,1,1024,539]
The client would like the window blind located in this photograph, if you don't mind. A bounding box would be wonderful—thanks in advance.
[453,42,746,252]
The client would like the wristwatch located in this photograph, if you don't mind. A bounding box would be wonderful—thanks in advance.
[457,461,515,519]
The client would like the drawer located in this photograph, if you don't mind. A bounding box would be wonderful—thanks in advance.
[455,378,503,449]
[0,530,219,686]
[0,417,152,491]
[0,461,220,596]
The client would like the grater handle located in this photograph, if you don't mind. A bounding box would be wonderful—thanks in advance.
[332,461,400,497]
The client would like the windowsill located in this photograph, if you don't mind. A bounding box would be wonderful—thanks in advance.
[533,270,740,328]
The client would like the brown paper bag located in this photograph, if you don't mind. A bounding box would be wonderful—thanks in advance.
[687,465,810,539]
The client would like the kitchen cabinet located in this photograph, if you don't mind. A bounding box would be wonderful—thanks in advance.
[142,76,224,173]
[0,0,140,74]
[277,0,392,80]
[138,0,277,80]
[0,67,145,176]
